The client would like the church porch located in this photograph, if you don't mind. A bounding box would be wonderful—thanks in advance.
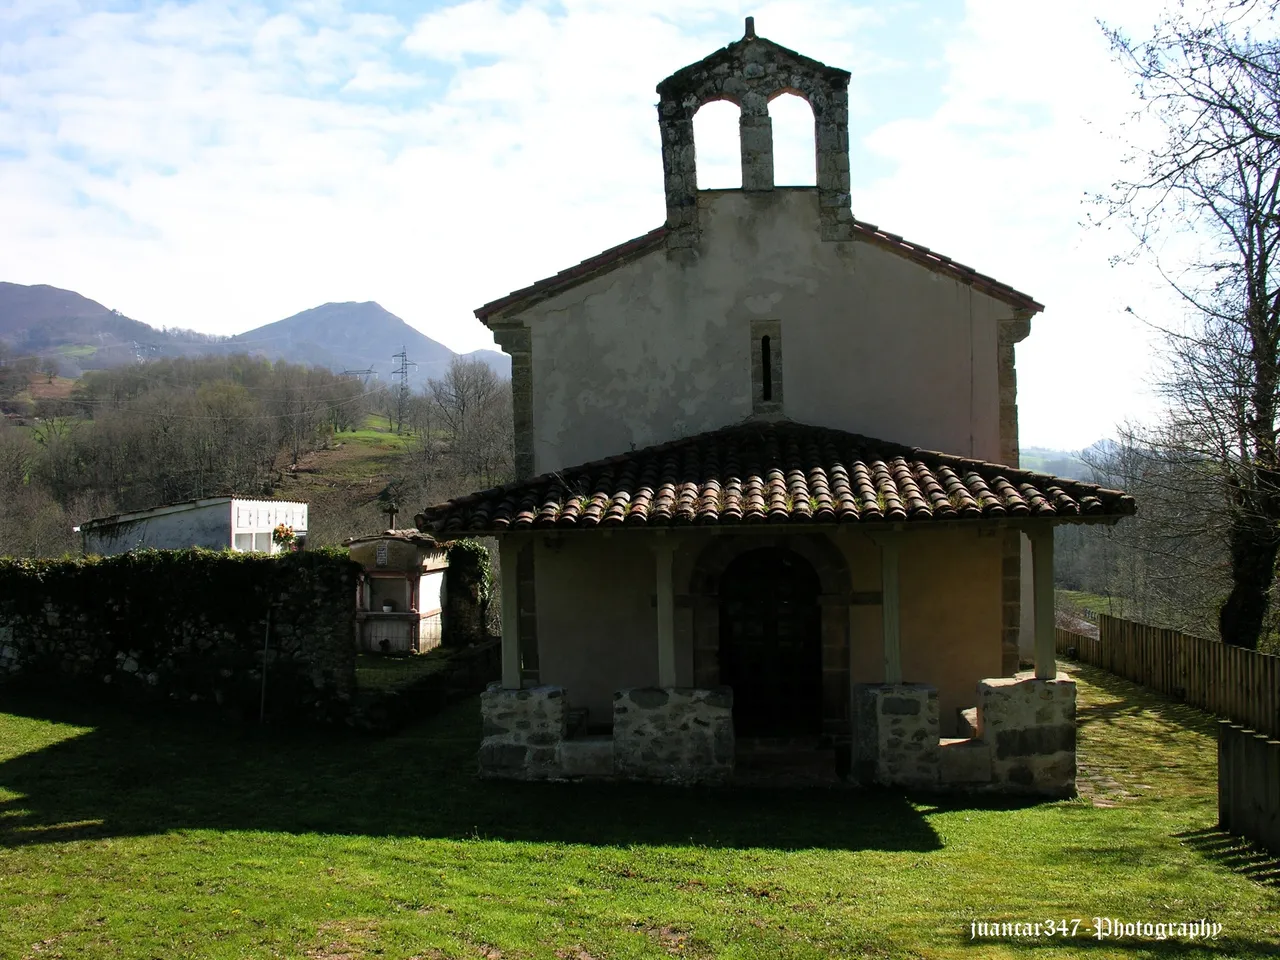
[416,422,1134,791]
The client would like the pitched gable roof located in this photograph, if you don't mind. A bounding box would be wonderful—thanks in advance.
[474,219,1043,323]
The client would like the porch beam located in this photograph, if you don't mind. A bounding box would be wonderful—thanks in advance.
[655,536,677,687]
[499,537,521,689]
[1031,526,1056,679]
[880,535,902,685]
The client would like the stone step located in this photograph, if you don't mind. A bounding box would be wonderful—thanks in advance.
[558,736,613,779]
[958,707,979,739]
[939,736,992,784]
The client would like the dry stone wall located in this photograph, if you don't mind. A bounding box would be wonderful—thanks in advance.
[478,683,567,780]
[0,549,359,724]
[613,686,734,784]
[976,672,1077,796]
[852,683,941,788]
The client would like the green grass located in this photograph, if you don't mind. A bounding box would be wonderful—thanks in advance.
[1,664,1277,958]
[333,416,419,450]
[53,343,98,359]
[1058,589,1126,618]
[355,650,453,694]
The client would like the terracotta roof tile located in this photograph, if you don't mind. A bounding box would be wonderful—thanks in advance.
[474,216,1044,322]
[417,422,1134,535]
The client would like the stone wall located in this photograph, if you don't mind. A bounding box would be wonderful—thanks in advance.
[0,549,359,724]
[976,672,1077,796]
[656,25,853,249]
[613,687,734,784]
[478,684,567,780]
[852,683,941,788]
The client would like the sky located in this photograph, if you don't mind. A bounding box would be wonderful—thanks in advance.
[0,0,1189,450]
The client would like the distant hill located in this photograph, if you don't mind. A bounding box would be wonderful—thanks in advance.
[227,302,459,385]
[0,282,510,385]
[1019,446,1095,481]
[0,282,214,374]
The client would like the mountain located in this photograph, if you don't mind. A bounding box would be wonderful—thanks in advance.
[0,282,213,374]
[228,302,459,385]
[0,283,510,385]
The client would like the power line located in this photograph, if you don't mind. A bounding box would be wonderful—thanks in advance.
[340,367,378,389]
[391,346,416,434]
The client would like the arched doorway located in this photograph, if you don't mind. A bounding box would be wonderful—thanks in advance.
[718,548,823,737]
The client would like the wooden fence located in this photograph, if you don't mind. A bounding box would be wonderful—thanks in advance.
[1054,613,1280,740]
[1219,722,1280,856]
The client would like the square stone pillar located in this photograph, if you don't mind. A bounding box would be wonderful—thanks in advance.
[498,541,520,689]
[976,672,1076,796]
[851,683,940,789]
[478,684,566,780]
[1030,527,1056,679]
[613,687,733,784]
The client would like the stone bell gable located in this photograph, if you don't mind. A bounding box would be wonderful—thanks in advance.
[656,17,853,249]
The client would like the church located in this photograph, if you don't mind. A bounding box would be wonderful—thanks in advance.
[416,20,1134,792]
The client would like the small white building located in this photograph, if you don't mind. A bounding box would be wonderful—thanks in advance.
[76,497,309,556]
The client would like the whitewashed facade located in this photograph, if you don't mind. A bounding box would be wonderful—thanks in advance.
[77,498,309,556]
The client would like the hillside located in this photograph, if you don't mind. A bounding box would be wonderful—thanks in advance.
[0,282,510,384]
[1019,445,1094,480]
[0,282,210,373]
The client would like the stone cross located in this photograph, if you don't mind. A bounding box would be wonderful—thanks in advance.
[382,500,399,531]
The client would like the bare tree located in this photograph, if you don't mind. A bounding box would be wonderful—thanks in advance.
[428,357,504,441]
[1102,1,1280,647]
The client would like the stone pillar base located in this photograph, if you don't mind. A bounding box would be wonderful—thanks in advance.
[976,672,1076,796]
[613,687,734,784]
[478,683,566,780]
[852,683,940,788]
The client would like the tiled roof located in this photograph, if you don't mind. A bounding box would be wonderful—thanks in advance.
[343,529,438,547]
[417,423,1133,534]
[473,217,1043,322]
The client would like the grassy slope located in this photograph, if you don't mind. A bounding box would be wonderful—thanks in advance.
[273,416,421,544]
[0,664,1277,959]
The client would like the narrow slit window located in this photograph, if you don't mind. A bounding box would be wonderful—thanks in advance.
[750,319,782,415]
[761,335,773,401]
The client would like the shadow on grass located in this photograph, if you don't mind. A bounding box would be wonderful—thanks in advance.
[1066,663,1220,736]
[1175,827,1280,888]
[0,692,1001,853]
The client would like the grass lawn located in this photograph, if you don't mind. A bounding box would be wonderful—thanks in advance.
[354,651,454,695]
[1,664,1277,959]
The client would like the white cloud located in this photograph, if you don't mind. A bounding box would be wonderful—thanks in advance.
[0,0,1196,448]
[343,61,427,92]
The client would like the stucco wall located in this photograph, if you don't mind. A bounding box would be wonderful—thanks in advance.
[833,528,1002,736]
[83,501,232,555]
[533,536,659,723]
[894,529,1003,734]
[530,526,1002,738]
[521,189,1012,474]
[421,570,445,615]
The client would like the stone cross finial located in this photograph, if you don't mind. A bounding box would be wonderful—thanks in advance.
[382,500,399,531]
[744,16,755,38]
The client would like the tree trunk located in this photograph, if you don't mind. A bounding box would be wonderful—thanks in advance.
[1218,514,1280,649]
